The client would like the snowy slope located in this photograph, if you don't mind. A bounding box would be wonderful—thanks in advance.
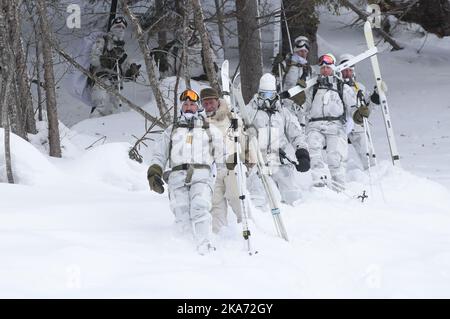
[1,6,450,298]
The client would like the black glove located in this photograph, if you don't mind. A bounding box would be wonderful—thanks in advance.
[295,148,310,172]
[370,87,380,105]
[126,63,141,79]
[147,164,164,194]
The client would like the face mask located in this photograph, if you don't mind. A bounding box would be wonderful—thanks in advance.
[110,27,125,41]
[292,54,308,65]
[182,112,197,120]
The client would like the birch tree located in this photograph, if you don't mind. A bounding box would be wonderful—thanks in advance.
[36,0,61,157]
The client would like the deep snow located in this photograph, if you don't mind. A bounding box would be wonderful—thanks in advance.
[1,6,450,298]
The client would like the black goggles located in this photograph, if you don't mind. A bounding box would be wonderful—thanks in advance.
[295,40,310,51]
[111,17,128,28]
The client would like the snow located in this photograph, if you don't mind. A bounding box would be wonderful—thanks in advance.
[1,5,450,298]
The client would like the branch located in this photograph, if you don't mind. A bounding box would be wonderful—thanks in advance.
[340,0,403,51]
[51,42,167,129]
[123,1,171,125]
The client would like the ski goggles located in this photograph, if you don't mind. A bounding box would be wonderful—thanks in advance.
[295,40,310,51]
[318,54,335,66]
[180,89,200,102]
[111,17,128,28]
[258,90,277,100]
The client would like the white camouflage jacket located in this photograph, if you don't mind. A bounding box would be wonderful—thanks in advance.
[150,115,223,171]
[241,95,308,164]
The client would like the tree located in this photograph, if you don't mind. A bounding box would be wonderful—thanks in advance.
[36,0,62,157]
[0,0,36,140]
[190,0,221,93]
[236,0,263,104]
[282,0,320,64]
[0,0,15,183]
[377,0,450,37]
[123,0,171,125]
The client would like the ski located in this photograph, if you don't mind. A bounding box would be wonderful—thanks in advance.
[253,142,289,241]
[221,60,231,107]
[221,60,257,255]
[279,46,378,100]
[364,21,401,166]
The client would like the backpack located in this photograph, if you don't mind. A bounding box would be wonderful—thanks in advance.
[67,31,106,106]
[311,79,354,134]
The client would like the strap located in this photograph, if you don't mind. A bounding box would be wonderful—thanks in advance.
[311,79,346,122]
[171,164,211,171]
[168,118,214,168]
[309,116,345,122]
[171,164,211,185]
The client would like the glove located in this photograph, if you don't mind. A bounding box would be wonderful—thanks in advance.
[273,53,284,65]
[370,87,380,105]
[295,148,310,172]
[296,78,306,88]
[352,105,370,125]
[147,164,164,194]
[126,63,141,79]
[226,153,238,171]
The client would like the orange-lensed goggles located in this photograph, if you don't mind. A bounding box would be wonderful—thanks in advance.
[318,54,335,66]
[180,89,200,102]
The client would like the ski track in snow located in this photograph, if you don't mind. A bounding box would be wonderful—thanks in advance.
[1,7,450,298]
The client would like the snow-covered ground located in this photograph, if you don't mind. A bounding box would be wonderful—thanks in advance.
[1,7,450,298]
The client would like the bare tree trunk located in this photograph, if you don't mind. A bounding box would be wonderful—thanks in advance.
[36,0,61,158]
[11,0,36,134]
[3,103,14,184]
[123,1,171,125]
[182,0,191,89]
[155,0,167,47]
[0,4,14,183]
[4,0,26,139]
[35,35,43,122]
[190,0,221,93]
[236,0,263,104]
[214,0,226,52]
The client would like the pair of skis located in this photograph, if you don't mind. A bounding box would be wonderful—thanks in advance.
[221,60,289,254]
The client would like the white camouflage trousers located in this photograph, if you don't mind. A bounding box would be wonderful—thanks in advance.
[348,127,376,170]
[168,169,213,247]
[91,77,121,117]
[306,121,348,185]
[211,167,243,233]
[247,164,302,209]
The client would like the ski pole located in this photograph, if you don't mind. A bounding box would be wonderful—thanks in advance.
[281,0,293,54]
[364,117,387,203]
[116,58,122,108]
[222,60,257,255]
[357,91,374,195]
